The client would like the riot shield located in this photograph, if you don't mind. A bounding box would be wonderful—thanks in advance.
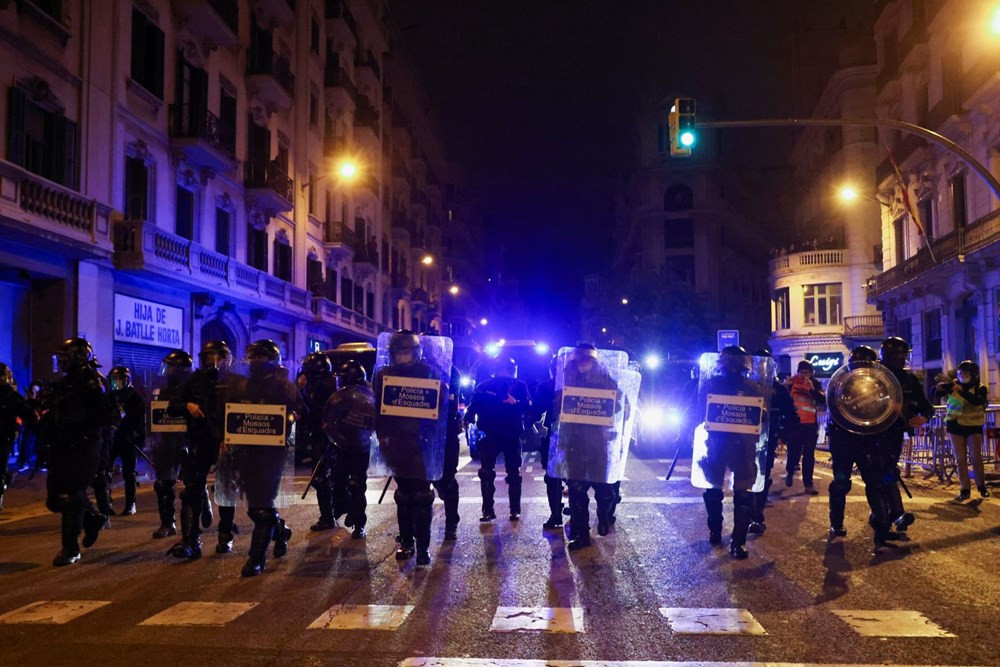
[218,364,301,508]
[690,352,774,492]
[370,333,453,481]
[147,380,187,478]
[323,383,376,452]
[547,347,632,484]
[611,367,642,482]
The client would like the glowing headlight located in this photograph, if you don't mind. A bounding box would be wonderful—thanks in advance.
[460,375,473,388]
[642,404,683,433]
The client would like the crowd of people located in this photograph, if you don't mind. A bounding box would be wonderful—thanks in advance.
[769,234,841,257]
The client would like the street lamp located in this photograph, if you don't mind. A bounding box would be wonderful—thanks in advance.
[300,158,360,191]
[838,185,859,202]
[621,297,629,305]
[838,184,891,208]
[479,317,488,326]
[420,255,434,266]
[448,285,459,295]
[992,6,1000,35]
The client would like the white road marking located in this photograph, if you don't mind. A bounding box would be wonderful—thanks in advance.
[398,660,973,667]
[0,601,111,624]
[832,610,956,638]
[489,606,585,633]
[138,602,257,626]
[659,607,767,635]
[308,604,415,631]
[525,466,533,473]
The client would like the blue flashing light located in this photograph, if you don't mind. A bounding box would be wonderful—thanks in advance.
[644,353,662,370]
[484,343,501,357]
[460,375,473,388]
[535,342,550,355]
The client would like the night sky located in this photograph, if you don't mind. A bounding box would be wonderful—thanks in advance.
[390,1,872,342]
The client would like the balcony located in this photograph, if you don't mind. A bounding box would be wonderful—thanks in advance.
[168,104,237,173]
[247,50,294,110]
[869,209,1000,298]
[391,212,414,241]
[844,314,885,339]
[113,219,311,314]
[768,249,846,278]
[172,0,239,49]
[324,63,358,111]
[354,49,381,83]
[353,245,379,280]
[354,97,381,143]
[244,161,293,213]
[325,0,357,44]
[0,159,114,255]
[324,220,356,262]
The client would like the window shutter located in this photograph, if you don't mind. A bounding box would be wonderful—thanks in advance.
[61,117,78,190]
[7,86,27,166]
[149,23,165,98]
[131,10,145,83]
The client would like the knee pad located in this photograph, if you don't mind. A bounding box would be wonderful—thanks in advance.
[393,487,415,506]
[567,480,589,494]
[153,479,173,496]
[733,490,752,507]
[46,493,76,513]
[702,488,723,503]
[247,507,277,525]
[180,484,202,504]
[829,478,852,496]
[347,479,367,497]
[478,468,496,483]
[505,473,522,487]
[413,486,435,508]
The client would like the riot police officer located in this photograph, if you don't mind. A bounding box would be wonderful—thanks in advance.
[531,355,564,529]
[432,366,462,540]
[166,340,231,559]
[464,357,531,522]
[108,366,145,516]
[299,352,340,531]
[749,350,798,534]
[0,362,35,513]
[323,359,375,539]
[41,338,115,565]
[878,336,933,533]
[89,356,118,518]
[225,340,300,577]
[697,346,764,559]
[150,350,193,539]
[827,345,900,549]
[373,331,450,567]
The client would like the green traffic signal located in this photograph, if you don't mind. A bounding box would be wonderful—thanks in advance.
[669,97,697,157]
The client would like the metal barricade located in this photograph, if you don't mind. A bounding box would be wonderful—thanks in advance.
[902,405,1000,482]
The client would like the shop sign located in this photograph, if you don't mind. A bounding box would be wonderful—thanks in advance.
[114,294,184,348]
[805,352,844,378]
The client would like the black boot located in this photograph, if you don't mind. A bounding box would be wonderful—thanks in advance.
[242,509,276,577]
[748,489,766,534]
[216,504,235,553]
[730,491,752,559]
[348,478,369,539]
[152,480,177,539]
[507,473,522,521]
[200,486,213,528]
[395,498,415,561]
[169,490,202,559]
[82,507,106,548]
[273,516,292,558]
[94,471,114,517]
[567,481,591,550]
[122,471,137,516]
[414,504,432,567]
[311,481,337,531]
[703,488,724,546]
[434,477,459,540]
[478,469,496,521]
[54,510,83,565]
[595,483,614,536]
[543,475,564,529]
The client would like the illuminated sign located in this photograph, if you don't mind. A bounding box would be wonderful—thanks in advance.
[805,352,844,378]
[114,294,183,348]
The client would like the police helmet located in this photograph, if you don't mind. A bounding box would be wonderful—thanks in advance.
[719,345,751,376]
[849,345,878,363]
[957,360,980,383]
[301,352,333,379]
[245,339,282,364]
[54,337,94,373]
[0,362,12,386]
[109,366,133,391]
[199,340,231,369]
[753,349,772,358]
[493,357,517,378]
[388,331,422,364]
[879,336,910,368]
[334,359,367,388]
[159,350,193,381]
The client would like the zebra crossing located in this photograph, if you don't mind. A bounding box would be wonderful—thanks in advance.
[0,600,959,639]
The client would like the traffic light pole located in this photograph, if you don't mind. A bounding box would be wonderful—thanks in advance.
[697,117,1000,201]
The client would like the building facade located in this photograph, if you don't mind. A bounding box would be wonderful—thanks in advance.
[768,48,885,380]
[866,0,1000,393]
[0,0,480,389]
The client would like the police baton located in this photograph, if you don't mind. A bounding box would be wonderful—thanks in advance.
[133,441,155,467]
[897,471,913,499]
[665,435,682,481]
[378,476,393,504]
[300,453,326,500]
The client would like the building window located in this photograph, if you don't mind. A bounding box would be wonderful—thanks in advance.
[341,276,353,310]
[124,156,149,221]
[248,225,268,271]
[7,86,78,189]
[273,237,292,282]
[354,284,364,314]
[215,207,231,255]
[307,164,316,214]
[309,92,318,127]
[25,0,63,21]
[219,86,237,156]
[803,283,842,326]
[774,287,790,330]
[326,266,338,302]
[311,17,320,54]
[918,198,934,241]
[366,291,374,319]
[893,215,906,266]
[307,256,323,293]
[951,174,967,228]
[923,308,942,361]
[175,186,195,240]
[663,184,693,212]
[896,317,912,346]
[665,219,694,248]
[131,8,165,98]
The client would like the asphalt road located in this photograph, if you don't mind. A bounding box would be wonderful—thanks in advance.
[0,450,998,667]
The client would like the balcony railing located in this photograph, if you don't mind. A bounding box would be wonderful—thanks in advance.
[324,66,358,102]
[844,314,885,338]
[869,209,1000,298]
[769,249,845,277]
[168,104,236,158]
[113,219,311,313]
[355,49,381,81]
[325,0,357,36]
[0,160,109,243]
[354,101,380,136]
[244,161,293,203]
[325,221,357,249]
[247,50,295,97]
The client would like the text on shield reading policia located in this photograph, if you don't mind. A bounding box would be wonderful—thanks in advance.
[383,386,438,410]
[706,403,762,426]
[563,395,615,419]
[115,302,181,346]
[227,413,285,436]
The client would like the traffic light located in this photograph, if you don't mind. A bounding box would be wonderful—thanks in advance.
[668,97,697,157]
